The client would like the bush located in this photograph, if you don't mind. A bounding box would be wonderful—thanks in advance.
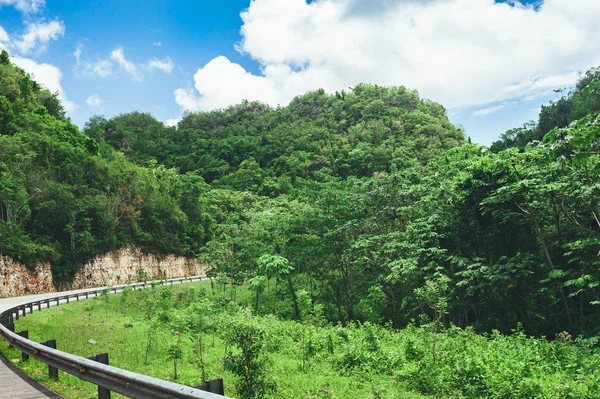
[221,314,276,399]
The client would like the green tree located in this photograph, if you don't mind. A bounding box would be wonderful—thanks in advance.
[222,316,274,399]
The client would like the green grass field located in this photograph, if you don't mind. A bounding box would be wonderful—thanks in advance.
[0,282,427,399]
[1,281,598,399]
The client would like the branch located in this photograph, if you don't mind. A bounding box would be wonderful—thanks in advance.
[513,201,530,215]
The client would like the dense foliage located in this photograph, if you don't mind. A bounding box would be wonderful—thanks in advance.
[85,85,463,183]
[0,51,212,281]
[1,47,600,342]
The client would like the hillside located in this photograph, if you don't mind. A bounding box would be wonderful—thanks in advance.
[0,50,211,281]
[0,50,462,280]
[1,48,600,340]
[85,84,463,185]
[491,67,600,151]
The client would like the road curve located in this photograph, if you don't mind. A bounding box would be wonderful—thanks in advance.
[0,276,207,399]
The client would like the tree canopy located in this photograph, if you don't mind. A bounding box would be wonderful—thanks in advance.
[2,48,600,339]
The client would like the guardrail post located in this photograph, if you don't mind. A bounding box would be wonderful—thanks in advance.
[66,295,70,304]
[6,318,15,347]
[56,298,60,306]
[45,299,50,308]
[17,331,29,361]
[42,340,59,379]
[195,378,225,395]
[37,301,41,311]
[28,303,33,314]
[89,353,111,399]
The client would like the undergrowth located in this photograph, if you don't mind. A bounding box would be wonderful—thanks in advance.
[1,281,598,399]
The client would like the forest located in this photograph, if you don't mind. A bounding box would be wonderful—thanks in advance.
[1,46,599,345]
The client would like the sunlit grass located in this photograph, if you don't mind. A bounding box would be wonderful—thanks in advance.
[1,281,427,399]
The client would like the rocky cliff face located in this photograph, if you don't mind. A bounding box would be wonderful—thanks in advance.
[0,247,205,297]
[0,255,55,297]
[60,247,205,290]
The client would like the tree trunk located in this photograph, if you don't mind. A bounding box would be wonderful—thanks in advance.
[535,221,573,328]
[287,274,300,319]
[255,290,260,313]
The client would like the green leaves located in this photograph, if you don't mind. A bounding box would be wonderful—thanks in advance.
[548,269,567,279]
[222,315,274,399]
[248,275,266,292]
[257,254,292,279]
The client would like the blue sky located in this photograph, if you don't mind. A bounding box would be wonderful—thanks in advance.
[1,0,598,145]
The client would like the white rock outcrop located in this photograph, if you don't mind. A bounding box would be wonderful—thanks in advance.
[0,247,205,297]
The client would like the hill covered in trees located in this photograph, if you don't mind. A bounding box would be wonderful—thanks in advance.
[0,50,213,281]
[1,49,600,340]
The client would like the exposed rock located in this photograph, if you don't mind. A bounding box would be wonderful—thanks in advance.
[0,246,205,298]
[60,246,205,291]
[0,255,55,298]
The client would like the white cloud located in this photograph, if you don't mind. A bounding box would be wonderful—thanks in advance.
[175,0,600,113]
[174,88,204,111]
[86,94,101,107]
[473,103,509,117]
[0,0,44,14]
[165,118,180,127]
[146,57,174,74]
[12,55,76,113]
[75,43,174,81]
[13,20,65,54]
[74,43,113,78]
[110,46,140,81]
[0,26,9,43]
[153,41,162,47]
[502,72,581,97]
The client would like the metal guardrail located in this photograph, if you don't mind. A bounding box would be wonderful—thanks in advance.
[0,276,232,399]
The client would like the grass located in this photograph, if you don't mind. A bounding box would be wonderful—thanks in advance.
[0,281,427,399]
[2,280,599,399]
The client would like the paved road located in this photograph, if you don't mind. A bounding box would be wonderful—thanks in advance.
[0,287,102,399]
[0,277,205,399]
[0,354,63,398]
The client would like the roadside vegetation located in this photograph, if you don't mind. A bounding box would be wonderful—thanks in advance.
[2,281,599,399]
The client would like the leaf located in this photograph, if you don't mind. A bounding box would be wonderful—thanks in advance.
[548,269,566,279]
